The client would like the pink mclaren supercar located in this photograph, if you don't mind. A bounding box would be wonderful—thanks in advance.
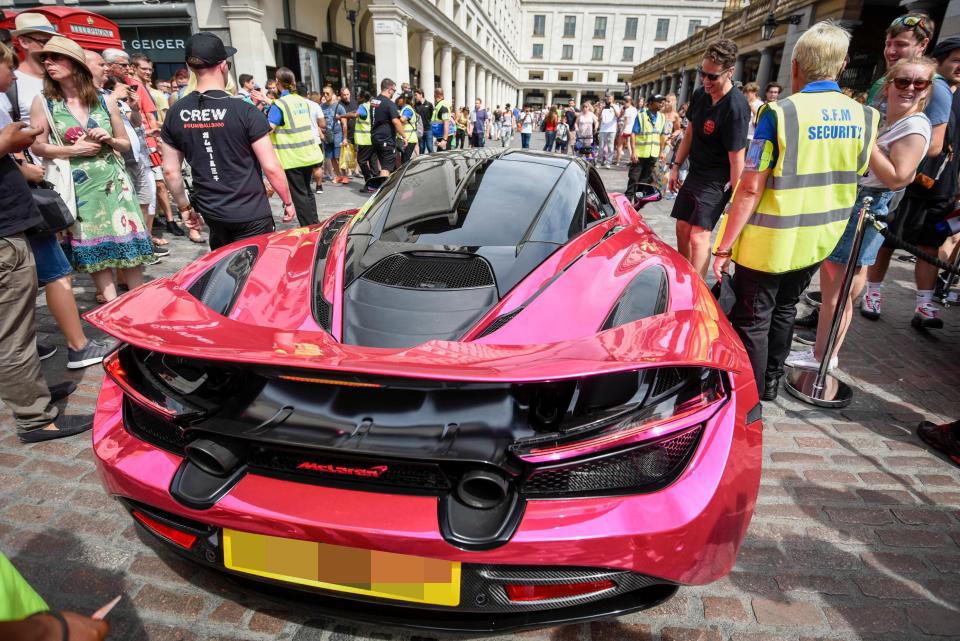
[86,149,762,631]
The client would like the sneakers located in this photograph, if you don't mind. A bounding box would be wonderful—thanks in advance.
[911,302,943,330]
[860,290,881,320]
[37,342,57,361]
[336,176,350,184]
[152,245,170,258]
[315,185,324,194]
[794,308,819,328]
[803,291,822,307]
[792,328,816,346]
[165,219,186,236]
[761,374,781,401]
[144,255,162,266]
[786,348,838,371]
[19,414,94,443]
[67,338,114,370]
[916,420,960,467]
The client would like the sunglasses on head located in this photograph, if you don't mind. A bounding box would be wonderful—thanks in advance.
[697,66,730,81]
[890,76,931,91]
[890,15,931,37]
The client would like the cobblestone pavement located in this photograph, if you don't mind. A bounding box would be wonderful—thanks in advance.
[2,133,959,641]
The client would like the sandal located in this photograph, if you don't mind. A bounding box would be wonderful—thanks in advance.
[152,238,169,246]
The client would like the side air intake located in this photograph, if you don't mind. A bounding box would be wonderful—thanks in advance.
[362,253,495,290]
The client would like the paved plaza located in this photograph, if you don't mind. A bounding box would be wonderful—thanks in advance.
[1,135,959,641]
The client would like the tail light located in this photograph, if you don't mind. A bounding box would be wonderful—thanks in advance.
[504,579,616,602]
[132,510,197,549]
[104,349,181,420]
[513,367,726,464]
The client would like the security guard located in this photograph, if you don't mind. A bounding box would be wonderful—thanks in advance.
[712,21,879,400]
[353,88,378,187]
[432,87,451,150]
[397,93,419,165]
[626,93,666,200]
[268,67,325,226]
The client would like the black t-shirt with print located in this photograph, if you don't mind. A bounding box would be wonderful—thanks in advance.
[371,94,400,146]
[686,87,750,183]
[161,90,272,223]
[0,154,41,237]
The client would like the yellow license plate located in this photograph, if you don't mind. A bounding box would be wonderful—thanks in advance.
[222,529,461,606]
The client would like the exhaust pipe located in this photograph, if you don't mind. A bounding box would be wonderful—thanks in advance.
[457,470,509,509]
[184,439,248,477]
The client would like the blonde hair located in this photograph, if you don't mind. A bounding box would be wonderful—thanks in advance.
[0,42,14,68]
[883,56,937,113]
[792,21,850,81]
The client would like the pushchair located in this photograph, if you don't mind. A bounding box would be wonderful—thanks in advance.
[574,136,597,165]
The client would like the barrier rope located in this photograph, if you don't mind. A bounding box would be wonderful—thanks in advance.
[872,218,960,277]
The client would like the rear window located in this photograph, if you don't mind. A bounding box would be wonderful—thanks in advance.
[379,158,564,247]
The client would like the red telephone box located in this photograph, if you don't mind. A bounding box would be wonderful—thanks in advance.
[1,7,122,56]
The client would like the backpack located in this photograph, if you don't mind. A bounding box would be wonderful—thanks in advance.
[415,109,424,137]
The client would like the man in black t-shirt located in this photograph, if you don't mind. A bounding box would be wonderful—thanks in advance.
[667,39,749,277]
[160,33,295,250]
[414,89,434,154]
[370,77,407,175]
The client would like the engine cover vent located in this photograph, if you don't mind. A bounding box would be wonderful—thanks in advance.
[362,253,495,290]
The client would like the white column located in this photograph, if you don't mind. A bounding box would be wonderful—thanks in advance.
[455,52,466,109]
[575,89,582,106]
[466,58,476,108]
[440,43,453,103]
[222,1,269,84]
[546,88,553,106]
[484,71,492,109]
[370,4,409,88]
[420,32,435,92]
[476,65,486,105]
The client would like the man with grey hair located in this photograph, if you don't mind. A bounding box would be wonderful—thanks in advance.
[711,21,879,400]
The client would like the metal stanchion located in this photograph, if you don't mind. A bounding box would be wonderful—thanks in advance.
[785,196,873,408]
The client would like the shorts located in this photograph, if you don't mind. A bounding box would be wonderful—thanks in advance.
[827,187,894,267]
[28,232,72,286]
[375,140,397,172]
[670,176,730,231]
[323,136,342,160]
[205,216,276,252]
[883,193,954,249]
[128,159,155,207]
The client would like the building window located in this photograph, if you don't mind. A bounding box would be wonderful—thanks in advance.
[622,46,634,62]
[558,71,573,82]
[563,15,576,37]
[624,17,638,40]
[587,72,603,83]
[532,43,543,59]
[533,14,545,36]
[562,44,573,60]
[654,47,665,56]
[592,45,603,61]
[528,70,543,81]
[617,73,631,83]
[655,18,669,41]
[594,16,607,38]
[687,19,702,37]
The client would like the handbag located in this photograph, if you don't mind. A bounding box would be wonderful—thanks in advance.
[40,98,78,220]
[28,179,76,236]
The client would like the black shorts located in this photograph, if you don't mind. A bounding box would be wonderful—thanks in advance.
[883,194,953,249]
[670,176,731,231]
[205,216,275,251]
[375,140,397,172]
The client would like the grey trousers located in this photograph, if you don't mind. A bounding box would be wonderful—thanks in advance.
[0,234,57,432]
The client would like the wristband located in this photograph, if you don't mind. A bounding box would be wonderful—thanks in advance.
[712,248,732,258]
[28,611,68,641]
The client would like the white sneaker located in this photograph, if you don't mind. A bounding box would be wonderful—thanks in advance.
[786,348,838,371]
[860,290,881,320]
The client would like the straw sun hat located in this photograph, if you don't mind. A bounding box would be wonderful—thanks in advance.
[33,36,90,73]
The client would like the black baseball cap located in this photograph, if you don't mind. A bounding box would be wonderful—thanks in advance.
[650,94,666,102]
[931,36,960,61]
[185,32,237,66]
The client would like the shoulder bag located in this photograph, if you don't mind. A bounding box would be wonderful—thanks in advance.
[40,98,78,220]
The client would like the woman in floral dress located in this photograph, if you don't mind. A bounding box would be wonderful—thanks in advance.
[29,36,152,301]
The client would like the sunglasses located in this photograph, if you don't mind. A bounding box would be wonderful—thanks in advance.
[22,34,52,46]
[697,66,731,81]
[890,77,931,91]
[890,15,930,35]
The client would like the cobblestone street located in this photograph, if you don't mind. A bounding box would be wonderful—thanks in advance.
[2,137,959,641]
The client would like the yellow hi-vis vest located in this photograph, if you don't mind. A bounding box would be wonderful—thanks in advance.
[270,93,325,170]
[401,107,418,143]
[730,92,879,274]
[431,100,449,124]
[634,109,665,159]
[355,101,372,146]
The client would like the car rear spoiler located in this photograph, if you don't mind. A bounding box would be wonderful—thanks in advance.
[85,279,746,382]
